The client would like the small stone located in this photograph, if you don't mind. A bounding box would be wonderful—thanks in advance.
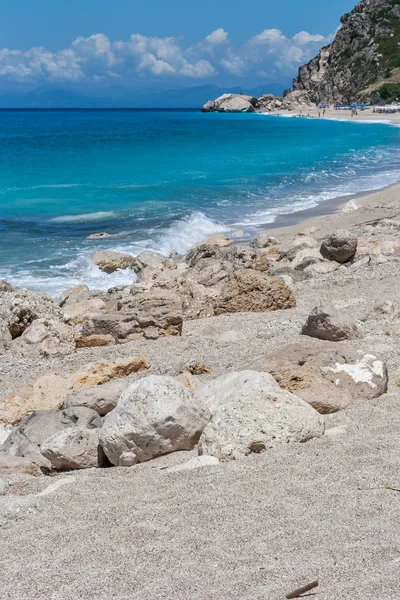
[302,302,358,342]
[253,233,279,249]
[0,479,6,495]
[87,232,113,239]
[183,361,211,375]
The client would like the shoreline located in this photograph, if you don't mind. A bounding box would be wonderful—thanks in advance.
[261,105,400,126]
[262,182,400,235]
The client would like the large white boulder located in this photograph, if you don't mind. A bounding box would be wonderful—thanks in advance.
[211,94,256,113]
[198,371,324,461]
[195,370,283,413]
[99,376,211,466]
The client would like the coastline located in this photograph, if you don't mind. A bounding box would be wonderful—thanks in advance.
[264,105,400,126]
[263,182,400,240]
[263,181,400,246]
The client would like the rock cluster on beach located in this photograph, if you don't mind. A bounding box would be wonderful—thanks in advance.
[0,217,398,477]
[201,90,313,114]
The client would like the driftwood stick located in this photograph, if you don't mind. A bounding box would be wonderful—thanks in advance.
[358,485,400,492]
[286,579,319,599]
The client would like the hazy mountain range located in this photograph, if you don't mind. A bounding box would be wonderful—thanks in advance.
[0,83,286,109]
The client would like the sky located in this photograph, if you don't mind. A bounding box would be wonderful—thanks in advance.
[0,0,357,94]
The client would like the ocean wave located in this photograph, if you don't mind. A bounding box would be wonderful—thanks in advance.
[156,212,224,256]
[50,211,116,223]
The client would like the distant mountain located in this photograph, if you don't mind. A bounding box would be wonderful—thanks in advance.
[0,83,286,109]
[293,0,400,103]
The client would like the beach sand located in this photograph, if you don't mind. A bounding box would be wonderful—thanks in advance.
[276,105,400,125]
[1,174,400,598]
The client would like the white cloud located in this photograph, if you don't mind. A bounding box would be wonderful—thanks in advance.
[204,29,229,45]
[0,27,332,84]
[292,31,326,45]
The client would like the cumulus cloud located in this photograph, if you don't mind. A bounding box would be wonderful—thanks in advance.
[0,27,333,84]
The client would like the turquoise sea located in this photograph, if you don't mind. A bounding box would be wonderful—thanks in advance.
[1,108,400,295]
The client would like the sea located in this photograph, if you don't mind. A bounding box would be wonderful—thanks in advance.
[1,108,400,296]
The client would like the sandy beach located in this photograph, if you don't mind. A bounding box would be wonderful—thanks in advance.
[276,105,400,125]
[1,174,400,598]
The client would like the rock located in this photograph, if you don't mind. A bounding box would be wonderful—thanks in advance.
[0,322,12,353]
[283,237,317,262]
[165,455,219,473]
[0,280,16,292]
[0,426,11,445]
[0,479,6,495]
[201,100,215,112]
[253,253,271,272]
[182,361,211,375]
[185,258,233,289]
[87,232,113,239]
[75,334,116,348]
[209,94,256,113]
[0,289,63,342]
[320,230,358,263]
[348,256,370,271]
[11,318,75,358]
[63,380,128,416]
[223,245,257,269]
[185,244,221,266]
[81,313,141,342]
[100,375,211,466]
[253,233,279,249]
[198,371,324,461]
[71,357,149,387]
[119,288,183,339]
[92,250,135,274]
[0,373,72,426]
[302,303,358,341]
[247,342,388,414]
[63,298,107,323]
[195,370,291,413]
[0,455,42,476]
[132,251,172,273]
[214,270,296,315]
[374,300,396,316]
[231,230,245,238]
[200,233,233,248]
[1,407,102,468]
[60,285,90,304]
[41,428,103,470]
[304,261,339,277]
[174,278,216,320]
[291,248,324,271]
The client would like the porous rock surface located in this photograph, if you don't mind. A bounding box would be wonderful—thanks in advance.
[41,428,103,470]
[248,341,388,414]
[214,269,296,315]
[100,375,211,466]
[198,371,324,461]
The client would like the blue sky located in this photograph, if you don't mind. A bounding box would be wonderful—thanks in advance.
[0,0,357,93]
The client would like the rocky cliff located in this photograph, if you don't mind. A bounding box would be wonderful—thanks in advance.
[293,0,400,103]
